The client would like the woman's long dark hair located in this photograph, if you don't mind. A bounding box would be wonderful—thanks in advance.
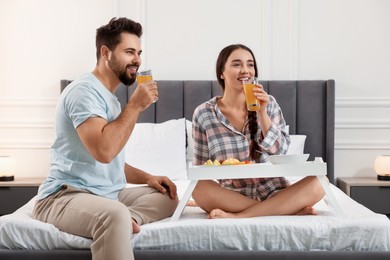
[216,44,260,160]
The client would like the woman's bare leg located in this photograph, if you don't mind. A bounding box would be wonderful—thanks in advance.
[192,180,259,213]
[204,176,325,219]
[186,200,198,207]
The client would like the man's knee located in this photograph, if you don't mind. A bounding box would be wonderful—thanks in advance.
[102,202,132,226]
[157,192,179,216]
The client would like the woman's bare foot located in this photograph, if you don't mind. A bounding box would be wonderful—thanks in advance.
[132,219,141,233]
[209,208,238,219]
[294,206,317,215]
[186,200,198,207]
[209,206,317,219]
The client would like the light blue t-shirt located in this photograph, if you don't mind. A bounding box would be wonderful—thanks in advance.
[37,73,126,200]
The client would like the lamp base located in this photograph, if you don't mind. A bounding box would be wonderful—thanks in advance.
[377,175,390,181]
[0,175,14,182]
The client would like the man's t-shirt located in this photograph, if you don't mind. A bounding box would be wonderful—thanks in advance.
[37,73,126,201]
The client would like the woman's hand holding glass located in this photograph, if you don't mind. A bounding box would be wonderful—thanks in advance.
[252,82,269,114]
[243,77,269,113]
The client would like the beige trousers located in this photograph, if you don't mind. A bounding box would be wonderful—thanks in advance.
[33,185,178,260]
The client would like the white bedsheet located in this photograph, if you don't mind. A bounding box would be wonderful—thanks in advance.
[1,181,390,251]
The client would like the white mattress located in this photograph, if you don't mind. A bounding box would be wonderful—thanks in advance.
[1,181,390,251]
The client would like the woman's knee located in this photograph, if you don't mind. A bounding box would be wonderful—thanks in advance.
[192,180,221,212]
[193,180,218,198]
[306,176,326,203]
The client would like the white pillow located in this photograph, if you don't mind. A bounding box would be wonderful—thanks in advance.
[285,134,307,183]
[185,119,194,162]
[125,118,187,180]
[286,135,307,155]
[285,125,290,135]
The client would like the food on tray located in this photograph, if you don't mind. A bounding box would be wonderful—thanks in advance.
[221,158,241,165]
[203,159,221,166]
[203,158,253,166]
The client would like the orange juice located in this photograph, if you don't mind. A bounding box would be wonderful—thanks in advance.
[243,83,260,111]
[136,75,153,84]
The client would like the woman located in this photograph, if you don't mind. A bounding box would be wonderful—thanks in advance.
[191,44,325,219]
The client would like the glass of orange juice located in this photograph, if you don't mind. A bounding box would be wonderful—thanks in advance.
[136,69,153,84]
[243,77,260,111]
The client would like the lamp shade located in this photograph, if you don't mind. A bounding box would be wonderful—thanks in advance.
[0,156,15,181]
[375,155,390,181]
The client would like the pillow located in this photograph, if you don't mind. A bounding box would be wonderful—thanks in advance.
[285,134,307,183]
[286,135,307,155]
[185,119,194,162]
[285,125,290,135]
[125,118,187,180]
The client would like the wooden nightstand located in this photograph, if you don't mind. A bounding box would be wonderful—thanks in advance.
[337,177,390,215]
[0,177,45,215]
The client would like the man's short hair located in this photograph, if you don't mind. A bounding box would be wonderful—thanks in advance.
[95,17,143,61]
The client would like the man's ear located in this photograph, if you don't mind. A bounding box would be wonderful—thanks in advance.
[100,45,110,61]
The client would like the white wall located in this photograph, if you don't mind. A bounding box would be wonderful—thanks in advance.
[0,0,389,179]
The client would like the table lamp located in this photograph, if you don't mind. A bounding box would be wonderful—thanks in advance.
[375,155,390,181]
[0,156,15,181]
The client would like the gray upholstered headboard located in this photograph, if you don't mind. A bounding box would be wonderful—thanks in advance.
[60,79,335,183]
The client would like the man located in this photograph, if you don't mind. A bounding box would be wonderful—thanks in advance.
[33,17,178,260]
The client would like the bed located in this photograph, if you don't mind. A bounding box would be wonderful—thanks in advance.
[1,79,390,260]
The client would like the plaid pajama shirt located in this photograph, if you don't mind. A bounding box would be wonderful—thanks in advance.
[192,96,291,201]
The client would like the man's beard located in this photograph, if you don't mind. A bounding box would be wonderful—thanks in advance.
[108,55,137,86]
